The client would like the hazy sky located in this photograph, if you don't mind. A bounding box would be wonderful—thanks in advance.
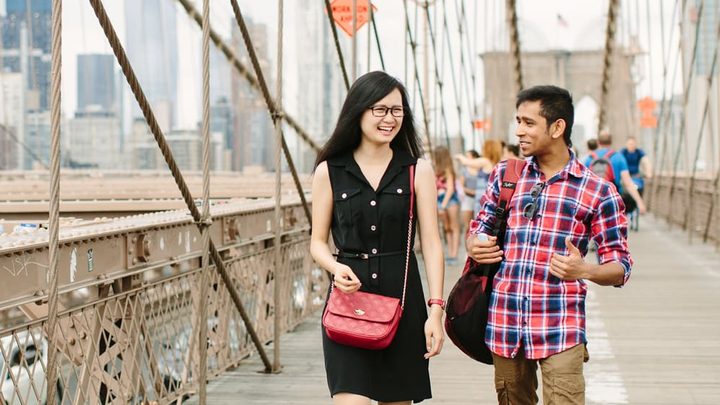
[56,0,679,140]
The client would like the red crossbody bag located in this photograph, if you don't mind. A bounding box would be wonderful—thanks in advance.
[322,165,415,350]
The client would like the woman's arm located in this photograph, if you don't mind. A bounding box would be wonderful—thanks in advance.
[415,159,445,357]
[309,162,361,293]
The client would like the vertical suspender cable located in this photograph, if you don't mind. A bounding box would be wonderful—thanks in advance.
[367,0,372,71]
[424,4,450,148]
[371,6,386,70]
[650,0,681,208]
[458,0,479,146]
[46,0,61,403]
[668,0,705,218]
[683,1,720,235]
[196,0,212,401]
[324,0,350,90]
[441,2,465,141]
[352,0,357,80]
[272,0,285,373]
[404,0,433,155]
[597,0,619,133]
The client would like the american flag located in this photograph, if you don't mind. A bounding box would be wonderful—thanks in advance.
[557,13,569,28]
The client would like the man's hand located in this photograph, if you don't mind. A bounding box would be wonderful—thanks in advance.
[466,234,503,264]
[637,200,647,214]
[550,236,587,280]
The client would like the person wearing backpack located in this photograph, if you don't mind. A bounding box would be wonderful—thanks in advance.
[583,131,646,215]
[465,85,633,404]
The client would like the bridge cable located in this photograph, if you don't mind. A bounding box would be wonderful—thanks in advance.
[667,0,706,217]
[597,0,620,133]
[0,125,49,169]
[457,0,480,146]
[649,0,682,208]
[225,0,312,228]
[440,2,466,142]
[271,0,285,374]
[454,0,477,139]
[47,0,62,403]
[176,0,312,226]
[370,4,386,71]
[87,0,273,372]
[323,0,351,90]
[403,0,433,155]
[173,0,319,154]
[424,4,451,148]
[683,2,720,235]
[506,0,524,94]
[196,0,212,400]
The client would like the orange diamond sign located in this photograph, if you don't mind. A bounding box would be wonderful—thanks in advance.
[637,96,657,129]
[329,0,376,37]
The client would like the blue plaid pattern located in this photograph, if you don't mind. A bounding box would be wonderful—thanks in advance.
[472,153,632,360]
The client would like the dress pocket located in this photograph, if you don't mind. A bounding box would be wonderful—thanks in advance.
[333,188,361,226]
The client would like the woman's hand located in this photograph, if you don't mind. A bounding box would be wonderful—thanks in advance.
[332,264,361,293]
[424,308,445,359]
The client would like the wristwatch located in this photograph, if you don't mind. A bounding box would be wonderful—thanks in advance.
[427,298,446,310]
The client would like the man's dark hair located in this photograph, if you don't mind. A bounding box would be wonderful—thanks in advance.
[587,138,598,151]
[516,85,574,146]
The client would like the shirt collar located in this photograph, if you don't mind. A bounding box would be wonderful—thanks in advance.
[528,149,584,181]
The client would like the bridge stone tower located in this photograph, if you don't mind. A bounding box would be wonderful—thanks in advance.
[482,49,637,150]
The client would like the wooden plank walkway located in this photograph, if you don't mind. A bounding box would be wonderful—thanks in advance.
[187,216,720,404]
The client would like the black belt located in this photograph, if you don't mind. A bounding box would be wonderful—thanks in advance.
[335,250,404,260]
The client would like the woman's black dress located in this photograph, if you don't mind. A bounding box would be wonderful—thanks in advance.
[322,148,431,403]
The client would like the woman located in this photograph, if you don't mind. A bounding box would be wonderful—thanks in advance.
[455,139,503,216]
[310,71,445,405]
[457,149,480,234]
[433,146,461,265]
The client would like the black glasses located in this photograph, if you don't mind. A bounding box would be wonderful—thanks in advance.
[369,106,405,117]
[522,182,546,220]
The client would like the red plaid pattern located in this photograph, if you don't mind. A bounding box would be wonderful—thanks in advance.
[472,154,632,360]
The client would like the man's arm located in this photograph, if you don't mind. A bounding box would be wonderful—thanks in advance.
[550,237,626,286]
[620,170,646,213]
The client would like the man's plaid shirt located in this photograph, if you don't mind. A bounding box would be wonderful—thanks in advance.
[471,154,632,360]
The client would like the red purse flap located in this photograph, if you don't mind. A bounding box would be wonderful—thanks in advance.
[326,290,400,323]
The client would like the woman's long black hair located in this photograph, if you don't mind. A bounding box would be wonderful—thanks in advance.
[314,71,423,169]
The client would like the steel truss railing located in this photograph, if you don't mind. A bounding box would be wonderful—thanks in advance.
[0,200,326,404]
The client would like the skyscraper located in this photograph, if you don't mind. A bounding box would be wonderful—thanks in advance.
[294,0,347,172]
[2,0,52,110]
[230,19,275,172]
[124,0,178,131]
[77,54,117,113]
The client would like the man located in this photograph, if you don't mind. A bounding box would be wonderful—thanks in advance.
[466,85,633,404]
[583,131,647,214]
[619,136,652,197]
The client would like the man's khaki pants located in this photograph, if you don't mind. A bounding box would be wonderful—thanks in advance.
[491,343,589,405]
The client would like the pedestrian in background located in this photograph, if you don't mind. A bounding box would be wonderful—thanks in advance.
[433,146,461,265]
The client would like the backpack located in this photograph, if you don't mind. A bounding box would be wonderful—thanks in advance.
[589,150,616,183]
[444,159,526,364]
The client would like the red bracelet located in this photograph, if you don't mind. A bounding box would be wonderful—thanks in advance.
[427,298,446,310]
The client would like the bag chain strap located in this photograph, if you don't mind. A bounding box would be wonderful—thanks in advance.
[400,164,415,310]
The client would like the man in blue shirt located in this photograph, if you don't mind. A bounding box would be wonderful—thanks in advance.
[583,131,646,214]
[620,136,652,196]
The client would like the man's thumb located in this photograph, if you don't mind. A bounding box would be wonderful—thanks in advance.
[565,236,580,253]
